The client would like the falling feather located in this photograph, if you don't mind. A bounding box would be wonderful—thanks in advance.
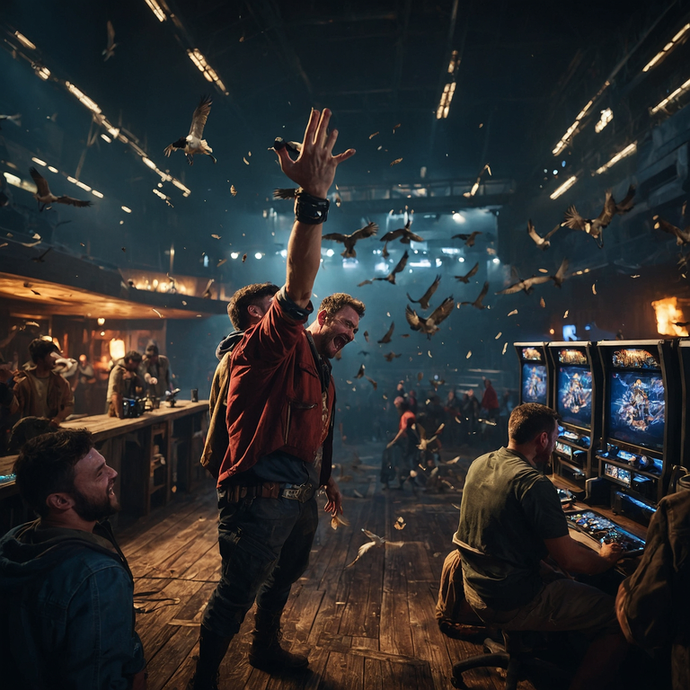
[390,158,403,166]
[502,343,508,355]
[243,157,250,165]
[394,516,406,530]
[592,283,597,295]
[242,253,247,262]
[211,234,221,240]
[330,514,350,531]
[495,332,502,339]
[152,308,163,318]
[369,132,379,139]
[563,310,569,318]
[466,351,472,359]
[539,297,546,308]
[230,185,237,196]
[508,309,518,316]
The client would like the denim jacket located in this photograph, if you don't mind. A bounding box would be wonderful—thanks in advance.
[0,519,145,689]
[617,490,690,690]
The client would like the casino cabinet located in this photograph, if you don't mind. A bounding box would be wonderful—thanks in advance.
[594,340,680,526]
[547,342,603,490]
[514,342,552,408]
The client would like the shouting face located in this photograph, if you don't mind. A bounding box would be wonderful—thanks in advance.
[317,305,360,359]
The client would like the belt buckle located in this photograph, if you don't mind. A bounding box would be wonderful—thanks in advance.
[283,483,314,502]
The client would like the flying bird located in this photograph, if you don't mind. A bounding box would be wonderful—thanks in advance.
[0,113,21,129]
[458,282,489,310]
[563,185,636,248]
[378,322,395,344]
[454,262,479,283]
[345,529,404,568]
[550,258,570,288]
[452,231,482,247]
[363,331,370,343]
[29,168,92,211]
[463,163,491,198]
[380,219,422,245]
[653,215,690,246]
[384,352,402,362]
[527,220,560,250]
[405,296,454,338]
[355,364,365,379]
[273,187,298,200]
[429,379,445,391]
[322,222,378,258]
[360,250,409,285]
[496,274,551,295]
[365,376,378,390]
[164,96,216,165]
[102,20,118,61]
[416,422,445,451]
[407,275,441,310]
[31,247,53,263]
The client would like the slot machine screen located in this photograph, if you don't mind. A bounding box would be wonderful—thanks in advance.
[522,363,547,404]
[609,370,665,452]
[557,366,592,428]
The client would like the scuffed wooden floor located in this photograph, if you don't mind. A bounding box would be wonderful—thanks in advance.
[118,442,535,689]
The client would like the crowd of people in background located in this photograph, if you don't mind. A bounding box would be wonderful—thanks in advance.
[0,337,176,453]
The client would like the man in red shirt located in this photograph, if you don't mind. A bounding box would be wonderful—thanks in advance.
[188,109,361,690]
[385,397,418,489]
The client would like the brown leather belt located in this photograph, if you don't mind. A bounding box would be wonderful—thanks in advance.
[225,482,316,503]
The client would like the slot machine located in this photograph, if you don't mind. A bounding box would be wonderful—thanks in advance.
[677,340,690,473]
[547,342,602,490]
[514,342,552,407]
[594,340,680,526]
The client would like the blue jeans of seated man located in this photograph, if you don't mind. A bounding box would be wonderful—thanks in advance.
[202,487,319,639]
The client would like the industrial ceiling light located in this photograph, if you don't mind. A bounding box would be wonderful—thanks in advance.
[33,65,50,81]
[436,81,457,119]
[552,82,611,155]
[31,157,47,167]
[549,175,578,200]
[642,23,690,73]
[144,0,167,22]
[594,142,637,175]
[187,49,228,94]
[65,82,101,114]
[14,31,36,50]
[121,205,132,213]
[650,75,690,114]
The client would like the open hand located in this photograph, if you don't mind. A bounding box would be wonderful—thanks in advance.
[274,108,355,199]
[324,475,343,516]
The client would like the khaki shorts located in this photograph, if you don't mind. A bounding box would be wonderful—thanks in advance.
[465,577,620,639]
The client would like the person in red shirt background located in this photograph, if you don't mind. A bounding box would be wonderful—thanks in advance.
[480,378,499,422]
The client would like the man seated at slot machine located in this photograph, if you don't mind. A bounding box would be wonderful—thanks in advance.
[454,403,627,690]
[107,351,144,418]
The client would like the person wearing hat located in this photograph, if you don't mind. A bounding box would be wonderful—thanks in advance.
[139,342,173,400]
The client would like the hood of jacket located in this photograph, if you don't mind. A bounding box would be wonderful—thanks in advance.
[215,330,244,362]
[0,519,125,592]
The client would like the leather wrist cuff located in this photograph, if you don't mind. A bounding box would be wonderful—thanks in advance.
[294,188,329,224]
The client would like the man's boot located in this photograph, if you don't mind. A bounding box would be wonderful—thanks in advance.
[186,625,233,690]
[248,608,309,672]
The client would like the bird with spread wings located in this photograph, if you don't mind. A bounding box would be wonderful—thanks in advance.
[458,282,489,309]
[407,275,441,310]
[653,215,690,246]
[164,96,217,165]
[358,250,409,286]
[380,219,423,245]
[377,322,395,343]
[454,262,479,283]
[527,220,561,250]
[29,168,92,211]
[322,222,378,258]
[496,273,551,295]
[563,185,635,248]
[452,231,482,247]
[550,258,570,288]
[102,20,118,61]
[406,296,454,338]
[345,529,404,568]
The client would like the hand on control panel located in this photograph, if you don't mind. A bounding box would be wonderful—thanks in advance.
[600,540,625,563]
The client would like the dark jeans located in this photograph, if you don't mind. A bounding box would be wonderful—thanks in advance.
[202,487,318,638]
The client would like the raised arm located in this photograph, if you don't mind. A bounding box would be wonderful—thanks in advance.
[274,108,355,308]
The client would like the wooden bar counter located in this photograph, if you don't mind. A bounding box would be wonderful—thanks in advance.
[0,400,209,531]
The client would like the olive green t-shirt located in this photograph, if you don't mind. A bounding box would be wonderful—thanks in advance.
[453,447,568,610]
